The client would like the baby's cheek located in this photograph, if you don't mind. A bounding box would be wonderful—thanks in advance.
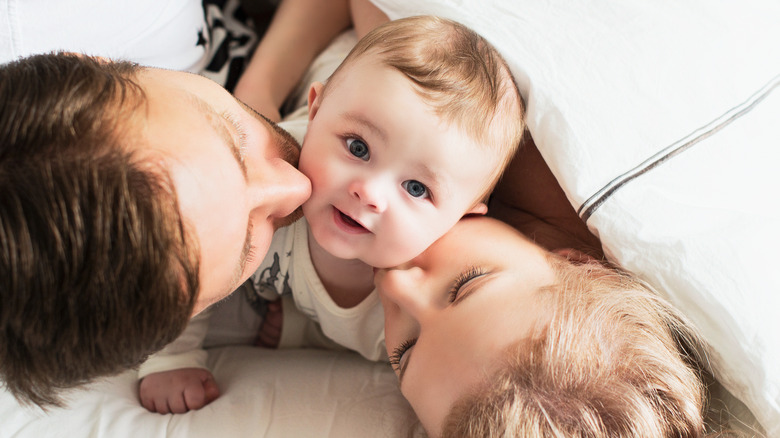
[375,230,431,268]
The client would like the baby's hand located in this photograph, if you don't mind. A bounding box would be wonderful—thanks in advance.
[255,298,283,348]
[139,368,219,414]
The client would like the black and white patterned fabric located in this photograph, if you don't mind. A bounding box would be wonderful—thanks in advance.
[199,0,277,92]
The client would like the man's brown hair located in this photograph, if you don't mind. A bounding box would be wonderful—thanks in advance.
[0,53,199,407]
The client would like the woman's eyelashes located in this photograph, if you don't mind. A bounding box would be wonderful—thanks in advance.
[389,338,417,373]
[449,266,487,303]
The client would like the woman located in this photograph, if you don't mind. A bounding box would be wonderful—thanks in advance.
[374,140,709,437]
[375,215,707,437]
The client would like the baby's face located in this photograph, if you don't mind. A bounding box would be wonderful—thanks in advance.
[299,56,499,268]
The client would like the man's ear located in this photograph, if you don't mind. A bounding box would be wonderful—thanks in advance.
[465,202,488,216]
[307,82,325,121]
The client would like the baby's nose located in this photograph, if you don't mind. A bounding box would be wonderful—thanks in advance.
[349,178,388,212]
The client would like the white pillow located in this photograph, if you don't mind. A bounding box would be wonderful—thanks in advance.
[0,0,208,71]
[371,0,780,434]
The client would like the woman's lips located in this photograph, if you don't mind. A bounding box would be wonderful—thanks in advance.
[332,207,369,234]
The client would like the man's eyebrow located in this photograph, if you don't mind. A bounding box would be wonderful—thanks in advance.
[188,93,248,181]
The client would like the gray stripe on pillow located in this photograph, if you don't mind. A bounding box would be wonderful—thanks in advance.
[578,74,780,223]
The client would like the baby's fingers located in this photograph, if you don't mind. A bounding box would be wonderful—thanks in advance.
[167,392,190,414]
[182,372,219,410]
[203,375,220,404]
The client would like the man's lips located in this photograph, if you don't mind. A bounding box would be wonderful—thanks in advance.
[332,207,370,234]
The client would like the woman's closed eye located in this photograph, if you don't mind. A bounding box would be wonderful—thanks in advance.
[449,266,488,303]
[389,338,417,374]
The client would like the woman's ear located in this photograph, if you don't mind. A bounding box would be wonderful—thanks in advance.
[307,81,325,121]
[464,202,488,216]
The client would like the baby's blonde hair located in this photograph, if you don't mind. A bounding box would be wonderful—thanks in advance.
[441,257,708,438]
[325,15,525,199]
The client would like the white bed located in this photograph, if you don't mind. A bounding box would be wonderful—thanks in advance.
[2,1,779,437]
[0,347,419,438]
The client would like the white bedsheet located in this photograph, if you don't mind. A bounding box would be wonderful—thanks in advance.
[0,347,419,438]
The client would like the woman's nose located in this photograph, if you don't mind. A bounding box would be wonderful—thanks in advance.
[349,178,388,212]
[250,157,311,220]
[379,266,433,319]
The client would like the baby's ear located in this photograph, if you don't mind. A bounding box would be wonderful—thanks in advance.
[307,82,325,121]
[465,202,488,216]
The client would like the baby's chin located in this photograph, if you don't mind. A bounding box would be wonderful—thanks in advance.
[361,246,426,270]
[318,239,414,268]
[307,220,428,267]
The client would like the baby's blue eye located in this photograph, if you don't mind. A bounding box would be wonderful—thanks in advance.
[347,138,369,160]
[403,180,427,198]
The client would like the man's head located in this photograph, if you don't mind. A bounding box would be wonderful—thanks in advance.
[299,16,525,268]
[0,53,310,407]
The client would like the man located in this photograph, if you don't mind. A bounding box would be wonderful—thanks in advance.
[0,53,310,408]
[0,0,371,410]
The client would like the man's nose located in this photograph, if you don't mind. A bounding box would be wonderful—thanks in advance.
[251,157,311,220]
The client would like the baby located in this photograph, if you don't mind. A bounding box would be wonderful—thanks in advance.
[138,15,525,413]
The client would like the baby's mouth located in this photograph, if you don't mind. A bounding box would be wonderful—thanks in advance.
[334,208,369,233]
[340,211,362,227]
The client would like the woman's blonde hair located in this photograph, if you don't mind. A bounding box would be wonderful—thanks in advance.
[441,256,708,437]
